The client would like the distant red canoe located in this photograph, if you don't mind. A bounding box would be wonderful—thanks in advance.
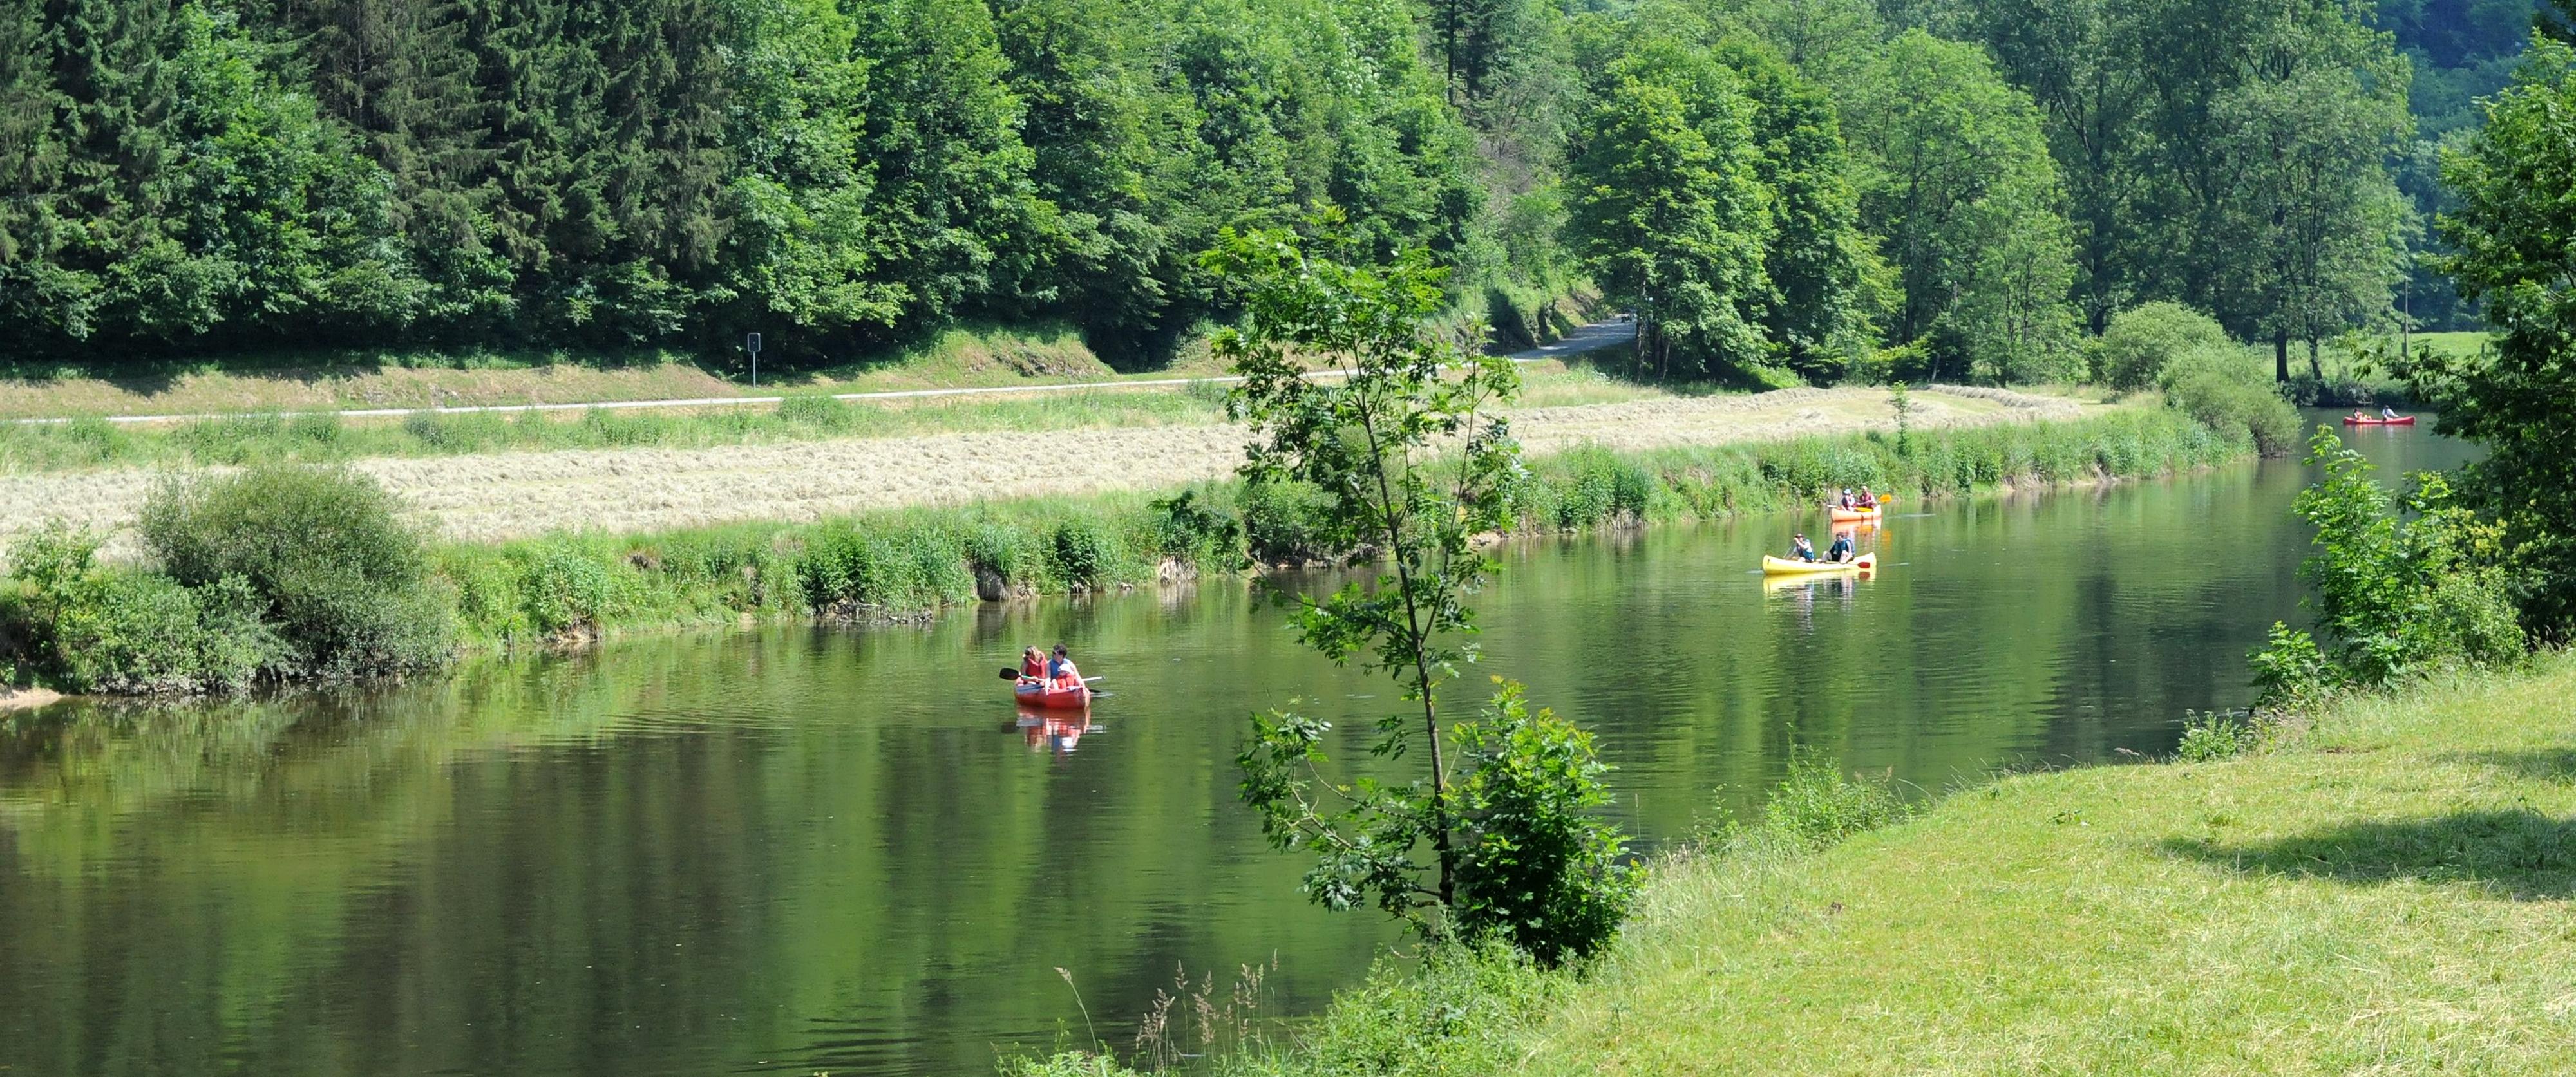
[2342,415,2416,426]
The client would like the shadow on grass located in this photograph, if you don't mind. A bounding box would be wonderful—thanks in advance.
[2445,749,2576,785]
[2165,810,2576,900]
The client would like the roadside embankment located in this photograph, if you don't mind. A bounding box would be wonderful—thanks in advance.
[0,385,2077,553]
[1208,651,2576,1076]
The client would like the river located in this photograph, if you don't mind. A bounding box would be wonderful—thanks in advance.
[0,413,2472,1076]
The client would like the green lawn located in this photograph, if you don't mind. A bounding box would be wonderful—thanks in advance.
[1505,653,2576,1075]
[2405,330,2494,360]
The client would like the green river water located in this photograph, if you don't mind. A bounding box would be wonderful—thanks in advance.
[0,415,2472,1076]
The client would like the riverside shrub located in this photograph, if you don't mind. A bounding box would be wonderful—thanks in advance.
[139,465,453,677]
[2159,344,2302,456]
[0,524,277,693]
[1451,682,1639,966]
[1046,520,1122,590]
[1762,753,1913,848]
[2096,302,2233,389]
[2252,428,2525,707]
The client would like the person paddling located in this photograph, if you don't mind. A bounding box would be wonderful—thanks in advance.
[1046,643,1083,690]
[1857,485,1878,510]
[1019,646,1048,682]
[1790,533,1817,563]
[2381,404,2400,420]
[1836,488,1855,510]
[1825,530,1857,564]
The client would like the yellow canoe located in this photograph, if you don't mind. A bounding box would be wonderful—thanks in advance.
[1762,552,1877,574]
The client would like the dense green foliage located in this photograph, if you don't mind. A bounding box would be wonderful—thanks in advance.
[2155,342,2306,458]
[0,523,272,692]
[1214,232,1639,960]
[1956,0,2417,369]
[0,0,1493,364]
[2253,428,2523,708]
[1447,682,1638,966]
[140,465,453,675]
[2423,35,2576,640]
[0,0,2442,385]
[2095,303,2233,391]
[3,464,451,689]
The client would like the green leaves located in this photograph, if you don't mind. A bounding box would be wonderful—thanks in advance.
[1563,39,1768,380]
[1219,232,1631,959]
[1844,28,2078,385]
[1450,680,1636,966]
[2429,36,2576,640]
[2252,427,2525,707]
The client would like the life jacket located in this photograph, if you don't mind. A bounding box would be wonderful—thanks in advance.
[1050,659,1083,689]
[1022,655,1047,679]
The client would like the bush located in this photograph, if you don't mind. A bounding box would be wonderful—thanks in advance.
[138,465,453,677]
[1249,946,1561,1077]
[776,394,855,433]
[2250,429,2526,698]
[795,527,972,612]
[517,543,627,634]
[2161,344,2302,456]
[1240,478,1333,565]
[1,523,278,693]
[439,547,531,641]
[965,522,1045,588]
[1725,751,1915,852]
[1450,681,1639,966]
[2174,709,2263,762]
[402,411,453,449]
[2097,301,2233,389]
[997,1053,1141,1077]
[1047,519,1123,589]
[1146,489,1244,567]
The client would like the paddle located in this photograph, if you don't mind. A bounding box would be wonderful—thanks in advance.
[999,667,1110,682]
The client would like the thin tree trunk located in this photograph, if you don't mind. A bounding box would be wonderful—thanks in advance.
[2307,337,2323,380]
[2275,333,2291,384]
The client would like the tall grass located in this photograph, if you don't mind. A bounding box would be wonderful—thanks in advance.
[1510,407,2242,531]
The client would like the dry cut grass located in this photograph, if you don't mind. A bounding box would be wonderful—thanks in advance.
[0,385,2080,554]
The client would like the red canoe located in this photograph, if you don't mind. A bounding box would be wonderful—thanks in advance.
[1014,679,1092,709]
[1828,496,1894,523]
[2342,415,2416,426]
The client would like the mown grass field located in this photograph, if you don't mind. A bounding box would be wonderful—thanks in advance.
[0,386,2068,554]
[1497,653,2576,1075]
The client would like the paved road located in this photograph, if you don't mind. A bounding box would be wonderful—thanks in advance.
[17,319,1640,427]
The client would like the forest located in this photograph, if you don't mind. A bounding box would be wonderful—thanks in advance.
[0,0,2540,380]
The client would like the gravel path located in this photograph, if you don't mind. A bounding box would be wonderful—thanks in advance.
[0,386,2078,553]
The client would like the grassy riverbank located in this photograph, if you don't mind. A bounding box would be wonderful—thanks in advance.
[427,406,2237,647]
[1007,652,2576,1076]
[3,406,2235,690]
[1214,650,2576,1076]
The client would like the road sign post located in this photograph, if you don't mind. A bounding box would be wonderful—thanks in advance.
[744,332,762,387]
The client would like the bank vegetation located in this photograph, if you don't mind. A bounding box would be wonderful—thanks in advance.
[0,405,2244,696]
